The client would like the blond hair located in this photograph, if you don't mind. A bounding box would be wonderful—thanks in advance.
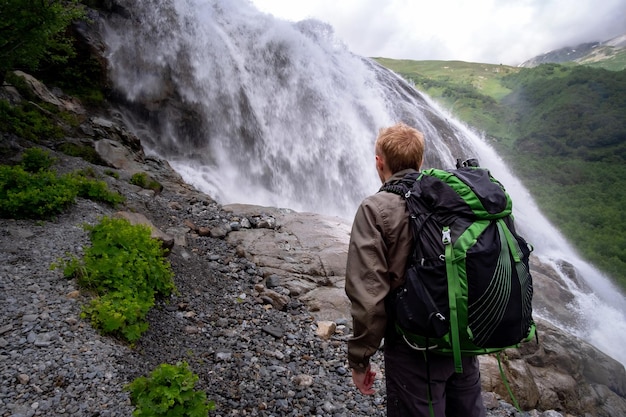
[375,123,425,173]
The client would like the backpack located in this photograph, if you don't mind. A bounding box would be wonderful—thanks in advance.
[381,162,536,374]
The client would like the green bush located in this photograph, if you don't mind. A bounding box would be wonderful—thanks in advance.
[0,165,77,219]
[0,155,124,219]
[130,171,163,193]
[58,142,105,165]
[69,171,125,206]
[60,216,175,342]
[83,290,151,343]
[105,169,120,179]
[126,362,215,417]
[130,172,148,187]
[21,147,56,172]
[0,99,65,142]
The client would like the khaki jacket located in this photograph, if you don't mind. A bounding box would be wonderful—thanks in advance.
[345,169,416,371]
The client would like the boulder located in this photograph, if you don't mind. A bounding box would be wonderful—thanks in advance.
[480,319,626,416]
[13,70,85,114]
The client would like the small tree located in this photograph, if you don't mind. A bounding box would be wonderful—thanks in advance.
[0,0,84,83]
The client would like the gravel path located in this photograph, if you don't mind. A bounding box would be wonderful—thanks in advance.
[0,157,539,417]
[1,199,133,417]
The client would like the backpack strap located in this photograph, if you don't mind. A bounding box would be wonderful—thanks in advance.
[379,173,416,198]
[379,173,428,265]
[442,225,463,373]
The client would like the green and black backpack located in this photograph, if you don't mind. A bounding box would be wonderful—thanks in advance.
[381,162,537,373]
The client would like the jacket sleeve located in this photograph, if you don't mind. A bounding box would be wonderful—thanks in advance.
[345,197,392,372]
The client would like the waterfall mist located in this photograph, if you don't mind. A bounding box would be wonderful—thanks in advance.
[102,0,472,219]
[101,0,626,367]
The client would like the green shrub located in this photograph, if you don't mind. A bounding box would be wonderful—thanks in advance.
[105,169,120,179]
[126,362,215,417]
[69,171,125,206]
[0,165,77,219]
[0,99,64,142]
[79,217,174,295]
[4,71,34,100]
[130,172,148,187]
[83,290,152,343]
[21,147,56,172]
[130,171,163,193]
[0,159,124,219]
[58,142,105,165]
[60,216,175,342]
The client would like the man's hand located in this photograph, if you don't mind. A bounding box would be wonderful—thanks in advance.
[352,365,376,395]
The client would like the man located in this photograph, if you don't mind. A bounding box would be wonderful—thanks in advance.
[345,122,485,417]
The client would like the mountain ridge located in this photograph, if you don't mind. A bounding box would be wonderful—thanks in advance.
[519,33,626,70]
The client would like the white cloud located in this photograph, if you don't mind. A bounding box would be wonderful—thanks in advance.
[250,0,626,65]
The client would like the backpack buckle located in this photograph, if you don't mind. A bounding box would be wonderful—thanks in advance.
[434,312,446,322]
[442,227,451,245]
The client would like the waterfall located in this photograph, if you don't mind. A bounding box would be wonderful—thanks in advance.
[101,0,626,367]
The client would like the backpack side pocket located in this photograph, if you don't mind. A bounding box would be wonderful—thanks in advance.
[395,264,449,338]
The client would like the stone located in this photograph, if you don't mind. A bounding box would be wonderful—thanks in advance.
[315,321,336,340]
[197,226,211,237]
[94,139,143,171]
[113,211,175,250]
[66,290,80,299]
[13,71,84,114]
[262,325,284,338]
[259,288,290,311]
[209,226,228,239]
[292,374,313,388]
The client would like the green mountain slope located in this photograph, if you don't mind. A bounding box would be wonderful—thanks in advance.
[375,57,626,290]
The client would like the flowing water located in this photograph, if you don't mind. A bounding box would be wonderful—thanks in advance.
[101,0,626,367]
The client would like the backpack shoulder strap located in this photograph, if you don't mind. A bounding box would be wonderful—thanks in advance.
[380,181,409,197]
[379,172,428,223]
[379,171,420,198]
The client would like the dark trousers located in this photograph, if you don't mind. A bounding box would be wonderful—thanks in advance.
[384,340,486,417]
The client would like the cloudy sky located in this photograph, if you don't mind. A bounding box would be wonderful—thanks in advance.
[250,0,626,65]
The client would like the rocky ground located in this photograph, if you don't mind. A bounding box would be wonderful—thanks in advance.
[0,146,546,417]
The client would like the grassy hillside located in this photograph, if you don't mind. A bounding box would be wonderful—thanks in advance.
[373,59,522,140]
[375,58,626,290]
